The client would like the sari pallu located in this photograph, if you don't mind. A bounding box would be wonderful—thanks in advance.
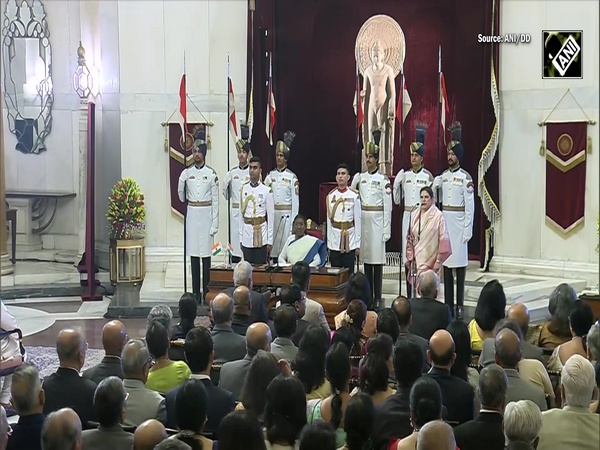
[278,234,327,268]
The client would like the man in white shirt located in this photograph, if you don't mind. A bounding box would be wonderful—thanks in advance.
[0,300,20,407]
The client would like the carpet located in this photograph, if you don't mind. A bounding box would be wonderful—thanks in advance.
[25,346,105,378]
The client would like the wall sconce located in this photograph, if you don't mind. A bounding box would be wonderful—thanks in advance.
[73,41,94,101]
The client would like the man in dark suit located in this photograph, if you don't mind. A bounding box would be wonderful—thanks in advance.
[210,293,246,364]
[409,270,452,341]
[165,327,235,438]
[231,286,254,336]
[42,326,97,427]
[7,363,45,450]
[222,260,269,323]
[392,296,430,372]
[83,320,127,384]
[276,284,309,346]
[453,364,507,450]
[425,329,474,426]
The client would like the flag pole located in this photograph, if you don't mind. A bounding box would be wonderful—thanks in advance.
[436,45,442,176]
[227,55,232,266]
[398,70,404,296]
[182,51,188,293]
[355,62,361,173]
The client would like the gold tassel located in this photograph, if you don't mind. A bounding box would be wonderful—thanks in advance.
[587,135,592,154]
[164,137,169,153]
[207,132,212,150]
[539,139,546,156]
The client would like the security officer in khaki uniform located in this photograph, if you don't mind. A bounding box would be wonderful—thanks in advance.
[178,129,219,302]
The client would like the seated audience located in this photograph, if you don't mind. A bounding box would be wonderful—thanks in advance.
[210,293,247,364]
[392,297,429,372]
[217,411,267,450]
[0,406,7,450]
[231,286,254,336]
[547,300,594,371]
[586,322,600,413]
[42,326,97,426]
[82,377,133,450]
[171,379,213,449]
[334,272,377,336]
[453,364,507,450]
[416,420,456,450]
[426,330,474,425]
[408,271,451,341]
[278,284,310,345]
[165,327,235,437]
[170,293,197,340]
[446,320,479,391]
[271,305,299,363]
[264,375,307,450]
[494,329,547,411]
[0,300,21,409]
[337,299,368,372]
[238,350,281,420]
[132,419,167,450]
[341,393,374,450]
[145,322,191,393]
[468,280,506,351]
[377,308,400,342]
[295,324,332,400]
[538,283,579,348]
[219,322,272,399]
[147,304,173,332]
[41,408,83,450]
[299,422,336,450]
[278,214,326,267]
[390,377,443,450]
[291,261,331,331]
[538,355,600,450]
[372,339,424,449]
[479,316,544,367]
[222,261,269,324]
[154,439,192,450]
[121,339,166,427]
[503,400,542,450]
[357,333,395,405]
[83,320,127,384]
[6,363,45,450]
[507,304,544,363]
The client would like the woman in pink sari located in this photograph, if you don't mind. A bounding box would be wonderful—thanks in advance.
[405,186,452,294]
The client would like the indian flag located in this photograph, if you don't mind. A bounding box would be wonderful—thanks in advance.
[211,242,223,256]
[227,243,234,254]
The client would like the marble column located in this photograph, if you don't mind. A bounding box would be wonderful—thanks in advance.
[0,82,15,275]
[77,101,88,260]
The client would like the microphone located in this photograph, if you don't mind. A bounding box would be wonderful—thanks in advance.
[267,214,287,272]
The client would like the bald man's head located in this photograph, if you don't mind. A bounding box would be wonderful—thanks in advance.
[0,406,8,450]
[101,320,127,356]
[391,296,411,328]
[507,303,530,338]
[246,322,272,356]
[494,328,522,369]
[428,330,456,369]
[211,293,234,325]
[56,327,87,371]
[41,408,82,450]
[133,419,167,450]
[233,286,252,316]
[417,420,456,450]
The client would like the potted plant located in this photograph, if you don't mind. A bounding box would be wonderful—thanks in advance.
[107,178,146,284]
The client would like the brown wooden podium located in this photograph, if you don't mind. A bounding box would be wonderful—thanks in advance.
[206,265,350,325]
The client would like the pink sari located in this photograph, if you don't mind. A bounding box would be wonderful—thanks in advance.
[405,205,452,279]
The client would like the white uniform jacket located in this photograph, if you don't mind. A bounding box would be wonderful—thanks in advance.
[433,167,475,268]
[178,164,219,257]
[221,165,250,257]
[351,171,392,264]
[264,167,299,257]
[239,181,275,249]
[326,187,361,253]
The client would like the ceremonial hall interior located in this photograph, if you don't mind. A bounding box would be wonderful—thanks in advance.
[0,0,599,449]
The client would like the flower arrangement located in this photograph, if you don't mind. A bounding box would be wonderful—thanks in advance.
[107,178,146,239]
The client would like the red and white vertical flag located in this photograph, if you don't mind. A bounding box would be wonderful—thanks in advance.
[439,47,450,144]
[265,52,276,145]
[228,76,238,144]
[354,63,364,132]
[178,55,188,139]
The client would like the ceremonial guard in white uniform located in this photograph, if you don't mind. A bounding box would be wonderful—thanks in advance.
[178,129,219,302]
[327,163,361,274]
[239,156,275,264]
[434,122,475,319]
[264,131,299,262]
[351,130,392,303]
[393,124,434,297]
[222,122,251,263]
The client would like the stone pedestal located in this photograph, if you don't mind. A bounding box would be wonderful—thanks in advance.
[7,198,43,251]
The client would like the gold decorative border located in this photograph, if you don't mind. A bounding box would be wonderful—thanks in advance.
[545,149,586,172]
[171,206,184,222]
[545,215,585,236]
[169,146,194,166]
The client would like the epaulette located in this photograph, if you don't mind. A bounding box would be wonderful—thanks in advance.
[460,168,473,181]
[349,187,359,195]
[328,187,338,195]
[285,168,297,177]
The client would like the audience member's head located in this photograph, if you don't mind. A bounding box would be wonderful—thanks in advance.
[0,406,7,450]
[548,283,579,338]
[274,304,297,340]
[344,392,375,450]
[331,324,355,353]
[299,422,336,450]
[145,321,169,359]
[10,362,44,416]
[417,270,439,299]
[343,299,367,357]
[264,375,307,446]
[218,411,267,450]
[494,328,522,369]
[394,339,423,389]
[147,304,173,331]
[345,272,373,310]
[561,354,596,408]
[56,326,87,371]
[391,296,412,330]
[478,363,508,411]
[428,330,456,370]
[507,303,531,339]
[409,377,443,431]
[446,320,471,381]
[246,322,272,356]
[184,326,213,373]
[240,350,280,419]
[101,320,127,357]
[493,318,523,340]
[377,308,400,341]
[153,439,192,450]
[280,284,306,319]
[121,339,152,382]
[174,379,208,447]
[41,408,82,450]
[233,260,253,288]
[504,400,542,449]
[93,376,127,428]
[291,261,311,292]
[177,293,197,336]
[295,324,330,393]
[587,322,600,362]
[211,293,234,325]
[132,419,167,450]
[326,343,352,429]
[416,420,456,450]
[474,280,506,332]
[360,333,393,395]
[569,300,594,339]
[233,285,252,316]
